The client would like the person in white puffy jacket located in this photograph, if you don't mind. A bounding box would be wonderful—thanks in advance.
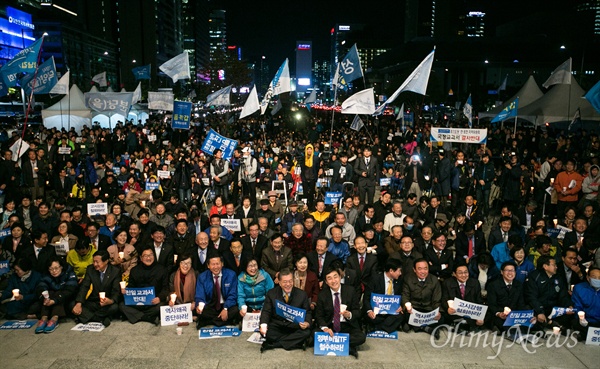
[582,164,600,202]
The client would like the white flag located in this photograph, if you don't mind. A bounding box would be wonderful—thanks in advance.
[272,59,291,96]
[92,71,107,87]
[9,138,30,162]
[49,70,70,95]
[341,88,375,115]
[159,51,190,83]
[498,75,507,91]
[542,58,572,89]
[206,85,232,106]
[304,89,317,104]
[463,94,473,128]
[132,82,142,104]
[374,49,435,115]
[396,103,405,124]
[271,99,282,115]
[350,115,364,131]
[240,85,260,119]
[148,91,174,111]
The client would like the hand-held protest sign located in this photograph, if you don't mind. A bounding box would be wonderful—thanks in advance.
[503,310,535,327]
[87,203,108,216]
[314,332,350,356]
[124,287,156,306]
[371,293,401,315]
[242,312,261,332]
[275,300,306,324]
[324,192,343,205]
[408,308,440,326]
[221,218,242,232]
[451,298,488,321]
[160,303,193,326]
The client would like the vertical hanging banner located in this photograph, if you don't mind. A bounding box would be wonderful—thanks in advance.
[172,101,192,130]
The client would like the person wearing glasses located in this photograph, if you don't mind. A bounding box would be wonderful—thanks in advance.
[486,261,529,333]
[441,263,484,334]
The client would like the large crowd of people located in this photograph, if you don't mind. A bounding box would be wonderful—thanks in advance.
[0,114,599,357]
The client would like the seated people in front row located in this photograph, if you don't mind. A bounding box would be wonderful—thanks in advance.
[259,268,312,352]
[195,253,240,328]
[572,267,600,341]
[486,261,528,332]
[168,254,197,311]
[441,263,484,334]
[72,250,121,327]
[315,267,366,358]
[363,258,405,334]
[0,258,41,319]
[238,258,274,314]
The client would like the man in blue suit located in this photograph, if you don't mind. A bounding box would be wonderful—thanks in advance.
[195,253,239,328]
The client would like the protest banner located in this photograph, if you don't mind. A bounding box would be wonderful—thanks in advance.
[172,101,193,130]
[124,287,156,306]
[157,170,171,179]
[408,308,440,326]
[242,312,261,332]
[366,330,398,339]
[201,129,238,160]
[548,306,577,320]
[504,310,535,327]
[275,300,306,324]
[71,322,105,332]
[87,203,108,216]
[146,181,160,191]
[586,327,600,346]
[84,92,133,117]
[247,332,266,344]
[0,229,11,240]
[53,241,69,256]
[379,178,391,186]
[313,332,349,356]
[58,147,71,155]
[0,320,36,329]
[370,293,401,315]
[451,298,488,321]
[198,327,241,339]
[160,303,193,326]
[430,128,487,144]
[324,191,343,205]
[0,260,9,276]
[148,91,174,111]
[221,218,242,232]
[147,135,157,142]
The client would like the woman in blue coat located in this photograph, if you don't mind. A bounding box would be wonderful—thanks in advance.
[0,258,42,319]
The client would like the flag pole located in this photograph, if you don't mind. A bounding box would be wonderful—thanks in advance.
[329,84,338,147]
[513,115,517,136]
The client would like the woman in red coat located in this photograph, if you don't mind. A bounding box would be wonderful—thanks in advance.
[293,252,320,310]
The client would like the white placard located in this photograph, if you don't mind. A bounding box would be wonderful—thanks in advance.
[147,135,157,142]
[221,218,242,232]
[408,308,440,326]
[54,241,68,256]
[160,303,193,326]
[87,203,108,216]
[451,298,488,321]
[58,147,72,155]
[158,170,171,179]
[247,331,265,344]
[242,312,261,332]
[586,326,600,346]
[71,322,105,332]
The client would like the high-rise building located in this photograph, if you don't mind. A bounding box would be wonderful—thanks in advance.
[575,0,600,36]
[330,24,364,80]
[295,41,312,92]
[463,11,486,37]
[209,9,227,61]
[182,0,210,83]
[357,48,390,73]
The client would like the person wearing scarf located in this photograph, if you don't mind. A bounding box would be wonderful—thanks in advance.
[293,252,319,310]
[119,246,168,325]
[237,258,274,314]
[169,254,197,315]
[300,144,320,211]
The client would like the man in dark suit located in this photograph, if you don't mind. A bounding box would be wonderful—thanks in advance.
[18,230,56,274]
[424,232,453,280]
[261,233,293,284]
[556,248,587,288]
[207,225,231,256]
[21,149,47,200]
[241,223,268,261]
[315,267,366,358]
[562,218,591,263]
[259,269,312,352]
[354,205,375,236]
[516,200,542,229]
[307,237,338,286]
[354,147,378,205]
[192,232,210,274]
[84,222,112,252]
[454,221,486,264]
[402,258,443,338]
[363,258,405,333]
[456,195,484,225]
[346,236,378,292]
[441,263,484,333]
[220,202,244,238]
[222,238,252,275]
[52,168,74,200]
[413,226,434,255]
[486,261,528,332]
[150,226,175,272]
[487,216,521,251]
[170,219,197,256]
[71,250,121,326]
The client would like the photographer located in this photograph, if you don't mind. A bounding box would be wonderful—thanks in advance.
[404,153,427,201]
[328,151,353,193]
[239,147,258,204]
[501,153,522,211]
[173,153,193,204]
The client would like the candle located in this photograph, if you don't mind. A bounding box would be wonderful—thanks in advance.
[99,292,106,299]
[447,300,454,308]
[198,302,205,310]
[340,304,347,313]
[241,305,248,314]
[373,307,380,315]
[552,327,560,335]
[570,285,574,292]
[119,281,126,289]
[550,178,555,184]
[118,251,125,259]
[176,327,183,335]
[42,291,49,299]
[405,302,412,311]
[260,323,267,333]
[12,289,20,297]
[578,311,585,320]
[174,255,178,263]
[530,186,534,193]
[504,307,511,315]
[170,293,177,303]
[553,219,558,227]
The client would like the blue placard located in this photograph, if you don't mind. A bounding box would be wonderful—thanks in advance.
[172,101,193,130]
[124,287,156,306]
[198,327,241,339]
[379,178,391,186]
[547,228,561,239]
[314,332,350,356]
[0,320,37,329]
[370,293,401,315]
[324,191,343,205]
[0,228,11,240]
[366,330,398,339]
[201,129,238,160]
[503,310,535,327]
[0,260,9,276]
[146,181,160,191]
[275,300,306,324]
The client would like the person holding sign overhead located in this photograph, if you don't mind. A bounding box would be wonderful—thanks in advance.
[441,263,484,334]
[363,258,405,334]
[119,247,169,325]
[259,268,311,352]
[315,267,365,359]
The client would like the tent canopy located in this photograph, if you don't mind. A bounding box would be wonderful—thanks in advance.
[41,84,92,131]
[480,75,543,118]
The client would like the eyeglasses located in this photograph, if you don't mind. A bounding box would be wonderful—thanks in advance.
[180,261,192,266]
[49,266,62,272]
[141,254,154,259]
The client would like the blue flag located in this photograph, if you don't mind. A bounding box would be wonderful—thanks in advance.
[339,44,363,84]
[132,64,151,80]
[463,94,473,128]
[585,79,600,114]
[20,57,58,95]
[0,37,44,87]
[491,97,519,123]
[0,77,8,97]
